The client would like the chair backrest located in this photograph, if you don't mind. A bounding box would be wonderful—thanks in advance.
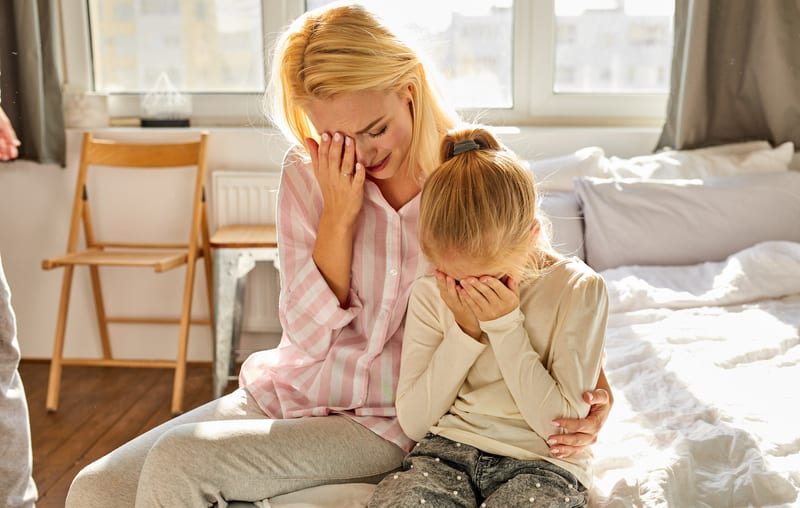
[65,132,210,254]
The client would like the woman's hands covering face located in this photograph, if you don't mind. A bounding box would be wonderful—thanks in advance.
[306,132,365,226]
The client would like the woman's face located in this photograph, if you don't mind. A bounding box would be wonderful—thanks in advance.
[306,88,414,182]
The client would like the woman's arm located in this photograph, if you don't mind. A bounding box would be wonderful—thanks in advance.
[306,133,365,306]
[546,367,614,458]
[275,147,364,359]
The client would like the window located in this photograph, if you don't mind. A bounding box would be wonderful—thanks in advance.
[61,0,674,126]
[88,0,265,93]
[523,0,673,125]
[307,0,514,110]
[554,0,674,94]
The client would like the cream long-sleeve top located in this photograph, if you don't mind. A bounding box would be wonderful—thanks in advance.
[396,257,608,488]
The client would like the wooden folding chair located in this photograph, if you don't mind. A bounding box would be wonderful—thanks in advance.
[42,132,213,414]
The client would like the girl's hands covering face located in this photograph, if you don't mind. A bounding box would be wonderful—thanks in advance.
[458,275,520,322]
[306,132,365,226]
[434,270,481,340]
[435,271,521,340]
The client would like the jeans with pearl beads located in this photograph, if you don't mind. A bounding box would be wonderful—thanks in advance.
[368,433,587,508]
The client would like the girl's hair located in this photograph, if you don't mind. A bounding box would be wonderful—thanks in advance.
[267,3,459,179]
[419,125,561,281]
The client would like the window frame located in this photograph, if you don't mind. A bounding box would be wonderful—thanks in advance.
[60,0,670,128]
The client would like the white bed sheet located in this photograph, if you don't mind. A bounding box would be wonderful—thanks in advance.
[264,241,800,508]
[592,241,800,507]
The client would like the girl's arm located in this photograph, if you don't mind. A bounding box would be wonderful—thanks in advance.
[485,273,609,444]
[395,277,486,442]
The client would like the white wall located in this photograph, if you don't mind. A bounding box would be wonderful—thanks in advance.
[0,126,661,361]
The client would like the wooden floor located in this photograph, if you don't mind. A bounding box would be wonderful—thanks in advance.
[18,360,236,508]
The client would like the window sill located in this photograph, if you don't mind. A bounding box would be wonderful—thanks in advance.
[66,125,663,159]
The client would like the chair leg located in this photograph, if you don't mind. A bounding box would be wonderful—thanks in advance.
[89,266,112,359]
[46,266,75,412]
[201,209,214,320]
[172,260,198,415]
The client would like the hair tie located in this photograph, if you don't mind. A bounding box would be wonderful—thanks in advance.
[452,139,481,156]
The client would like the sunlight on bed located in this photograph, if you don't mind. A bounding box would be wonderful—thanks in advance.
[591,243,800,507]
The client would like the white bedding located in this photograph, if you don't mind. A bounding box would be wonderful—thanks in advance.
[592,241,800,507]
[264,241,800,508]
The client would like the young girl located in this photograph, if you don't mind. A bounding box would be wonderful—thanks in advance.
[66,5,611,506]
[368,126,608,507]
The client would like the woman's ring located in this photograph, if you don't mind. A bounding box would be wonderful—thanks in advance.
[343,172,352,177]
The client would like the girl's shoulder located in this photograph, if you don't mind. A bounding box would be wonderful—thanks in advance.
[410,273,439,297]
[530,257,606,295]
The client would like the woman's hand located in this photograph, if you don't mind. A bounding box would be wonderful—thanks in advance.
[434,271,481,340]
[0,107,21,161]
[307,132,366,306]
[306,132,365,226]
[547,381,613,459]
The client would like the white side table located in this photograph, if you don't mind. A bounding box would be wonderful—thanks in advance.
[210,225,278,398]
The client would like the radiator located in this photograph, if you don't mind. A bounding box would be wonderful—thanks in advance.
[211,170,282,333]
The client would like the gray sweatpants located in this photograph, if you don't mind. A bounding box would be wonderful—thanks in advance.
[0,255,38,508]
[66,387,405,507]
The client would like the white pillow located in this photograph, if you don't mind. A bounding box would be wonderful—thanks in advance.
[528,141,793,192]
[539,191,584,260]
[528,147,606,192]
[603,140,794,180]
[574,172,800,271]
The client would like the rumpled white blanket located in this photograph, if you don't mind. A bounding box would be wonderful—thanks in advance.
[264,241,800,508]
[592,241,800,507]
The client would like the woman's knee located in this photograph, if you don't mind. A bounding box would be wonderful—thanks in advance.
[66,460,138,508]
[141,424,201,473]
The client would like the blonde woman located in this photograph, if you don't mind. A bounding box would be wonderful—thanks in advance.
[67,5,611,507]
[369,126,607,507]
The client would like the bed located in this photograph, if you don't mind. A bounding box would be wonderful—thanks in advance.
[257,141,800,507]
[590,240,800,507]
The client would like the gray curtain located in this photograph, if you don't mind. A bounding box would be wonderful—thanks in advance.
[0,0,65,165]
[656,0,800,151]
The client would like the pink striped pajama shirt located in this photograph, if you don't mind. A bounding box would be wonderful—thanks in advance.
[239,148,427,452]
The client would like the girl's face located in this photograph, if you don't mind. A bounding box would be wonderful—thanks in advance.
[432,250,520,288]
[306,88,415,182]
[430,223,539,285]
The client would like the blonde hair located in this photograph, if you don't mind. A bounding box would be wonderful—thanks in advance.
[267,3,459,179]
[419,125,560,281]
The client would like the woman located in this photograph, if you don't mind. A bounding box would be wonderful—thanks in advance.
[66,5,612,507]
